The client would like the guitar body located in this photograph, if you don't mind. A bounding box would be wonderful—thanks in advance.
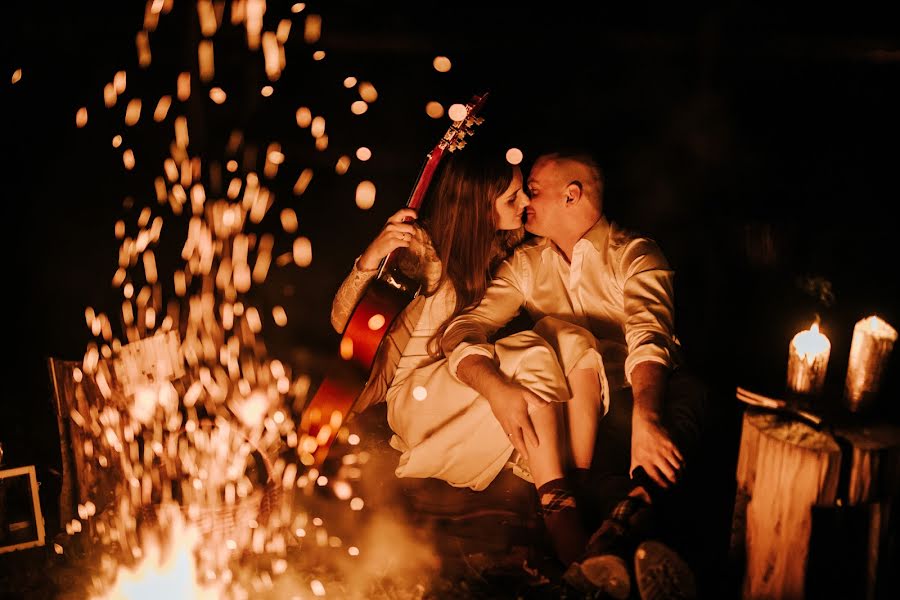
[301,93,489,463]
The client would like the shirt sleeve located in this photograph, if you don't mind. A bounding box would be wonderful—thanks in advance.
[330,257,378,333]
[619,238,677,382]
[441,255,528,380]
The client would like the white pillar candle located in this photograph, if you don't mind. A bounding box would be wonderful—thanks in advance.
[787,322,831,395]
[844,315,897,411]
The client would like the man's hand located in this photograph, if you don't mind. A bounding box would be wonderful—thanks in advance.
[629,361,683,488]
[630,413,683,488]
[456,354,548,458]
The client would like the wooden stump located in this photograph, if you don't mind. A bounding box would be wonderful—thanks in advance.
[731,409,900,599]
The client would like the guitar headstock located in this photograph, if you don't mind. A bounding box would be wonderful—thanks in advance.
[441,93,489,153]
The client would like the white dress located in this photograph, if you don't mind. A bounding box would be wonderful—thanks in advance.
[331,228,571,491]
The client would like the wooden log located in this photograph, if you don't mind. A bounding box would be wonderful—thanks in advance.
[731,409,900,599]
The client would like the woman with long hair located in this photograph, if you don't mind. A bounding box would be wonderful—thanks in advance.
[331,144,587,564]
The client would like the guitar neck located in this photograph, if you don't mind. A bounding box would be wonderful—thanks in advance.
[406,146,446,211]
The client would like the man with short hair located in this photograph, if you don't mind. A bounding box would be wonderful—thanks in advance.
[441,151,701,598]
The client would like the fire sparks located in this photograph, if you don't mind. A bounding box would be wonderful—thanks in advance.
[425,101,444,119]
[433,56,452,72]
[355,181,376,210]
[58,3,412,597]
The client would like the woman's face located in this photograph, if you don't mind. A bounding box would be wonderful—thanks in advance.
[494,167,530,231]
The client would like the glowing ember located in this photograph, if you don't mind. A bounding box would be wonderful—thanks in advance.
[350,100,368,115]
[125,99,142,126]
[355,147,371,161]
[343,76,357,88]
[355,181,376,210]
[209,87,226,104]
[304,14,322,43]
[76,107,88,128]
[433,56,452,72]
[358,82,377,102]
[295,107,312,127]
[425,101,444,119]
[448,103,467,122]
[506,147,524,165]
[335,155,351,175]
[11,68,22,84]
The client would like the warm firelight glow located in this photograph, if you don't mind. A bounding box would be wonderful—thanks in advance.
[304,14,321,43]
[295,107,312,127]
[76,107,88,128]
[99,505,219,600]
[177,72,191,101]
[154,95,172,122]
[358,81,377,102]
[335,155,351,175]
[261,85,274,97]
[367,314,385,330]
[280,208,298,232]
[310,116,325,138]
[198,40,215,82]
[433,56,452,72]
[136,31,152,67]
[293,168,313,195]
[355,147,371,161]
[355,181,376,210]
[786,322,831,395]
[11,68,22,84]
[125,99,142,126]
[343,76,357,88]
[425,101,444,119]
[506,148,524,165]
[209,87,226,104]
[350,100,368,115]
[339,337,353,360]
[312,50,326,61]
[293,236,312,266]
[448,103,467,122]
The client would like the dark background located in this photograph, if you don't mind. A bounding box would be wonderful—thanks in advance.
[2,0,899,546]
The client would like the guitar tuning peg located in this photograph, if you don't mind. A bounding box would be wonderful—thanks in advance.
[456,140,467,149]
[448,144,458,152]
[472,117,485,126]
[456,130,467,139]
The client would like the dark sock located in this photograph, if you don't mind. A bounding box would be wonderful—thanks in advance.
[570,467,600,531]
[537,478,587,566]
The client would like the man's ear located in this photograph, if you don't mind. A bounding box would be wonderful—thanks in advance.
[565,180,583,204]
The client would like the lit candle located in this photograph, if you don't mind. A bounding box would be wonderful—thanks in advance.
[787,322,831,395]
[844,315,897,411]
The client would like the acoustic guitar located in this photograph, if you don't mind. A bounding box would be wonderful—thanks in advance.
[301,93,489,463]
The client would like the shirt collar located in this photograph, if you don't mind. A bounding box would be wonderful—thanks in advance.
[540,215,611,262]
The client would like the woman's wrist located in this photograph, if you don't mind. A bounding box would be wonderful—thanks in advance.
[355,253,379,272]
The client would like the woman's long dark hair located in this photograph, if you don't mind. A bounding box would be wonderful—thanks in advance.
[424,147,523,356]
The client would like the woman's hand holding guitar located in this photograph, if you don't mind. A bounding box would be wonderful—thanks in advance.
[358,208,419,270]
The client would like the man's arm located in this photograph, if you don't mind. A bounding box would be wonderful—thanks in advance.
[618,238,683,488]
[441,257,547,456]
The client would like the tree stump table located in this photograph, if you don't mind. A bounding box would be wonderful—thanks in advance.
[731,407,900,599]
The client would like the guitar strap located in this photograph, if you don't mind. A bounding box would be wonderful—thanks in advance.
[352,294,427,415]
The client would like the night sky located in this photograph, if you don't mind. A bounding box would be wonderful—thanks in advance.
[3,1,899,478]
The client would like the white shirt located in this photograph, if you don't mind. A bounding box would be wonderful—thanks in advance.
[442,216,681,390]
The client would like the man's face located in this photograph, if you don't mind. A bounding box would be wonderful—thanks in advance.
[524,158,566,237]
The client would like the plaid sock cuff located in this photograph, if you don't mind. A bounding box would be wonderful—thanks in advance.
[537,479,578,514]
